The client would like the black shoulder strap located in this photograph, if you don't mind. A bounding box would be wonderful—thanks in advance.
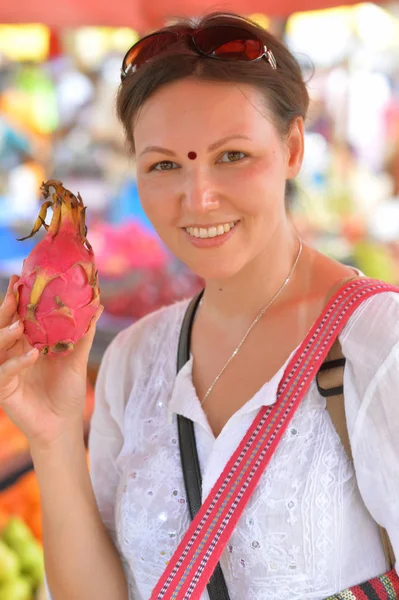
[177,291,231,600]
[316,339,395,569]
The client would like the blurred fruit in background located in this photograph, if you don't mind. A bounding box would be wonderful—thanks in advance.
[0,473,42,544]
[89,220,204,319]
[353,240,397,282]
[0,379,95,473]
[0,517,44,599]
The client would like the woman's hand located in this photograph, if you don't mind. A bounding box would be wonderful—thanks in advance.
[0,274,103,450]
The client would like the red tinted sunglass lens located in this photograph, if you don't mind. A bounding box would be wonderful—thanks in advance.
[123,32,179,75]
[193,26,263,61]
[214,39,263,60]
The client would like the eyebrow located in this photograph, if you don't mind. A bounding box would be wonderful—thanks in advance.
[138,134,252,158]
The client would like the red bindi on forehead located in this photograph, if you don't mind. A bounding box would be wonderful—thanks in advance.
[188,151,197,160]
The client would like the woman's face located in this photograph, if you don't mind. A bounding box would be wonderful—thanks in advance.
[134,78,304,280]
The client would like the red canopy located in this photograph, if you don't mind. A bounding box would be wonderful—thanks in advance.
[0,0,383,31]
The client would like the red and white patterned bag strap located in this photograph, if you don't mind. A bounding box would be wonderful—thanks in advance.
[151,278,398,600]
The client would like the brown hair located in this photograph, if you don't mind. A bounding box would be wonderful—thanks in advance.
[116,12,309,154]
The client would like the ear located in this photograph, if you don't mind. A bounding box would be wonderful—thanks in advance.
[285,117,305,179]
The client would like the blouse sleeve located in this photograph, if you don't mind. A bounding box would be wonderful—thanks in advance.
[342,291,399,567]
[88,320,155,600]
[88,302,181,538]
[88,339,126,542]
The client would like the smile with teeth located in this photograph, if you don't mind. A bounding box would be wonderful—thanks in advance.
[185,221,239,238]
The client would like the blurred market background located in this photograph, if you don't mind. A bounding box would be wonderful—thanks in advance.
[0,0,399,598]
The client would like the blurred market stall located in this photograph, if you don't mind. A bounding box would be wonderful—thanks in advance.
[0,0,396,29]
[0,4,398,381]
[0,6,398,369]
[0,5,398,598]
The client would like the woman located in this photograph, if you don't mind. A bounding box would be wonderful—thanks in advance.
[0,12,398,600]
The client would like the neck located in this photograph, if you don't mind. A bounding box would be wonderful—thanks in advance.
[201,227,303,328]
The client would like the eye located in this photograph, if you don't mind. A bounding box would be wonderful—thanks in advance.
[149,161,179,172]
[218,151,247,163]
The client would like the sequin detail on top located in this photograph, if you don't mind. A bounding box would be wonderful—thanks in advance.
[150,279,399,600]
[324,568,399,599]
[90,282,399,599]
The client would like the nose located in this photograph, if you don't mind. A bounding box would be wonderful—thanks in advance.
[182,169,221,215]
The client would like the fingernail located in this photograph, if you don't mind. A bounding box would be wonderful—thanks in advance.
[9,320,20,331]
[25,348,37,357]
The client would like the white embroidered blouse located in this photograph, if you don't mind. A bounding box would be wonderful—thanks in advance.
[88,290,399,600]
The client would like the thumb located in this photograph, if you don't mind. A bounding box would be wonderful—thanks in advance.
[73,305,104,362]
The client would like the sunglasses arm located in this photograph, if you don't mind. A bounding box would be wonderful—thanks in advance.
[265,46,277,70]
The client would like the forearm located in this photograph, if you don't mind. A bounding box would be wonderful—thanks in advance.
[31,424,128,600]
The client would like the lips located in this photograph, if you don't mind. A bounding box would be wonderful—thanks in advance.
[185,220,239,239]
[183,220,240,248]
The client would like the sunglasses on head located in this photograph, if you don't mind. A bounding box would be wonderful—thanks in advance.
[120,24,277,82]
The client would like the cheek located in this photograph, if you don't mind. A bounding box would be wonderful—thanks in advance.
[137,177,176,226]
[224,158,285,212]
[256,153,286,180]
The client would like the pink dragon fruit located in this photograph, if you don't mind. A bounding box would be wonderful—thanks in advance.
[14,180,100,357]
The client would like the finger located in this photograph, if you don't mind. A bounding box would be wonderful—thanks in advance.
[84,305,104,343]
[7,274,20,299]
[94,304,104,323]
[70,305,104,363]
[0,320,24,356]
[0,347,39,402]
[0,278,20,328]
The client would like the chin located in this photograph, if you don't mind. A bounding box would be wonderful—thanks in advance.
[185,257,246,282]
[163,227,250,280]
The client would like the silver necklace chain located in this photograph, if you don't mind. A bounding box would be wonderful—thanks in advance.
[200,237,303,406]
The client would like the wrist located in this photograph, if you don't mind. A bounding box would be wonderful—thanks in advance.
[29,420,85,461]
